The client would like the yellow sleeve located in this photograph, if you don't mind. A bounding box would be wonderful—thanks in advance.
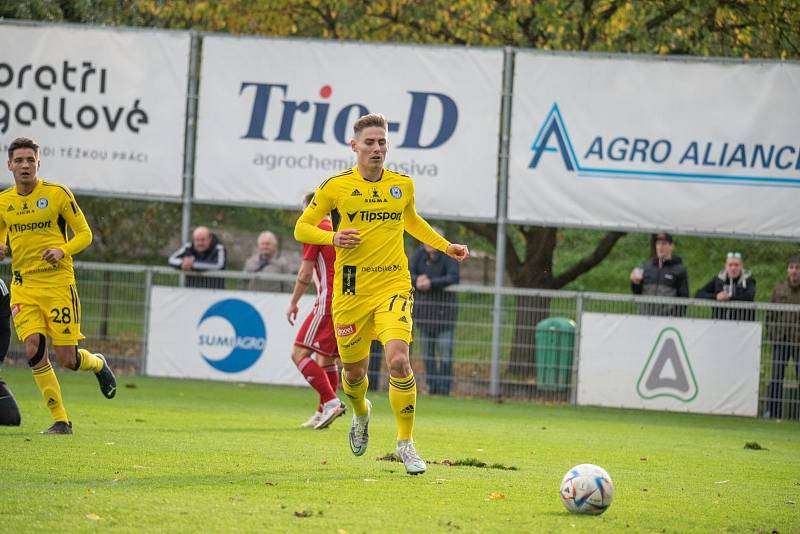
[59,189,92,256]
[403,182,449,253]
[294,188,335,245]
[0,213,7,251]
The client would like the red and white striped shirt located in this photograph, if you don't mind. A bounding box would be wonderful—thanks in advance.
[302,218,336,315]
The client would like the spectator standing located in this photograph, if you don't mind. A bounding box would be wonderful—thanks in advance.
[695,252,756,321]
[630,232,689,316]
[168,226,227,289]
[243,231,291,292]
[765,255,800,419]
[410,236,460,396]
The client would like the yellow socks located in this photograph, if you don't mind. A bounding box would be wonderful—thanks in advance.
[32,362,69,423]
[77,349,104,373]
[389,373,416,441]
[341,371,369,416]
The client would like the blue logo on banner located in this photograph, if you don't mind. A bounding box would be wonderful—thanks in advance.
[197,299,266,373]
[529,102,800,188]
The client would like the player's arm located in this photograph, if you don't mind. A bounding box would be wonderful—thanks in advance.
[294,189,337,245]
[295,189,360,248]
[286,259,315,326]
[44,189,92,265]
[402,186,468,261]
[60,191,92,255]
[0,214,8,261]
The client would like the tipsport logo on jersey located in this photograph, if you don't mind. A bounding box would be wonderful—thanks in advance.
[196,299,267,373]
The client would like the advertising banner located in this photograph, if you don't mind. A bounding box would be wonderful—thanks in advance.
[509,52,800,238]
[0,23,189,197]
[195,36,502,219]
[577,312,762,416]
[146,286,308,386]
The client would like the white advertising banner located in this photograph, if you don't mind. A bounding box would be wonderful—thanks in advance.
[0,24,189,197]
[146,287,308,386]
[195,36,502,219]
[577,313,761,416]
[509,52,800,238]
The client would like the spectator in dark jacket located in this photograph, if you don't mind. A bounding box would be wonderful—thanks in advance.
[765,254,800,419]
[695,252,756,321]
[630,232,689,316]
[168,226,227,289]
[410,234,460,396]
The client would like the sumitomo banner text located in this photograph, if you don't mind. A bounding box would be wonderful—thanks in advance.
[0,23,188,197]
[577,313,761,416]
[195,36,502,219]
[146,287,306,386]
[509,53,800,239]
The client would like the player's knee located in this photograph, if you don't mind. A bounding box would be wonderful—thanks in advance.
[386,352,412,376]
[26,334,47,367]
[343,365,366,383]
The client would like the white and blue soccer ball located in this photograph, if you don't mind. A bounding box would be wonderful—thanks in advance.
[559,463,614,515]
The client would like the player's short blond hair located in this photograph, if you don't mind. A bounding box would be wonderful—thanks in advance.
[353,113,387,136]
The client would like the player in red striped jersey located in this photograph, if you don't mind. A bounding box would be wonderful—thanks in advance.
[287,192,345,429]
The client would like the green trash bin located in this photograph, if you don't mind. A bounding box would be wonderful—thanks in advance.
[535,317,576,391]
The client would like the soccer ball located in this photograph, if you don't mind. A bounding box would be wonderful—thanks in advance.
[559,463,614,515]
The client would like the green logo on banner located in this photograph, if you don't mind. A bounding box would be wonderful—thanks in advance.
[636,327,698,402]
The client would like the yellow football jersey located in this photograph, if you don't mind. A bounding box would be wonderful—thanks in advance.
[0,179,92,288]
[296,166,449,297]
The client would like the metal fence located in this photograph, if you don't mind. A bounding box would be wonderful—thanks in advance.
[2,262,798,420]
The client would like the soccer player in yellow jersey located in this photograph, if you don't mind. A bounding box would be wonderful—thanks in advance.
[295,113,469,475]
[1,137,117,435]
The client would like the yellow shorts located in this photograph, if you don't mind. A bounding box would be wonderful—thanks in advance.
[10,283,85,345]
[333,289,414,364]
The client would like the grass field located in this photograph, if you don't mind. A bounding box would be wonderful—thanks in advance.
[1,368,799,533]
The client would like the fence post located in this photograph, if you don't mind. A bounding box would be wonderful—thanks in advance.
[489,47,515,398]
[570,293,583,405]
[179,32,202,288]
[140,268,154,376]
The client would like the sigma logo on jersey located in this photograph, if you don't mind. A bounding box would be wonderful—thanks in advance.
[346,210,402,223]
[335,323,357,337]
[36,198,48,209]
[365,186,387,204]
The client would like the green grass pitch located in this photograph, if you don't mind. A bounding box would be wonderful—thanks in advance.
[0,368,798,532]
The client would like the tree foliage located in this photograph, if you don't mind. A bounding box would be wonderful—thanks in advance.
[5,0,797,283]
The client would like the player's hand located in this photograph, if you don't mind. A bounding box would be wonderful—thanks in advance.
[333,229,361,249]
[41,248,65,265]
[286,303,299,326]
[446,243,469,262]
[0,244,7,261]
[181,256,194,271]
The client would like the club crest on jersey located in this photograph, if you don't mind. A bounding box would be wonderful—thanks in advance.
[390,186,402,199]
[36,198,48,209]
